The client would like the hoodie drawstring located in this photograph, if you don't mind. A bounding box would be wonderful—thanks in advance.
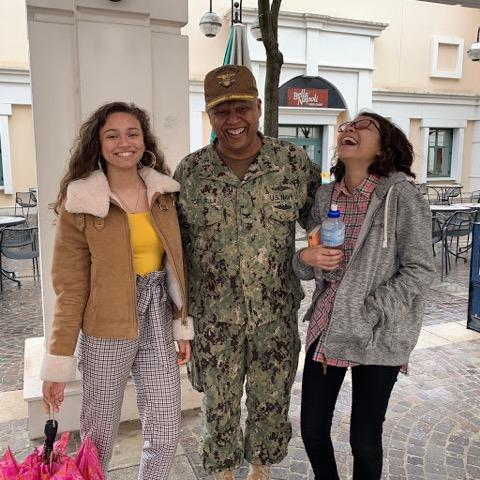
[382,186,394,249]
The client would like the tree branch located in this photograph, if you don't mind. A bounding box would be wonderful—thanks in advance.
[271,0,281,39]
[257,0,283,137]
[258,0,275,53]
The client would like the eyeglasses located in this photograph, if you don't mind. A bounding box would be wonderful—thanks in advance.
[338,119,381,133]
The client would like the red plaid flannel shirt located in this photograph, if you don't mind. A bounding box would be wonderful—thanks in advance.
[306,175,379,367]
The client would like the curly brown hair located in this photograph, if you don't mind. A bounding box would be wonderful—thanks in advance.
[331,111,415,182]
[53,102,170,213]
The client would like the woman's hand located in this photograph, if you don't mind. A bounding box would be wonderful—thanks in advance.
[42,381,66,414]
[299,245,343,270]
[176,340,191,365]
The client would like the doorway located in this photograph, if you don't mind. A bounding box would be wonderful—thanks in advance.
[278,125,323,165]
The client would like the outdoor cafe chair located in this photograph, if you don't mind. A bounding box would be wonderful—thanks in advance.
[432,217,443,257]
[472,190,480,203]
[432,216,451,281]
[14,191,37,221]
[442,211,475,276]
[444,187,461,205]
[0,226,39,292]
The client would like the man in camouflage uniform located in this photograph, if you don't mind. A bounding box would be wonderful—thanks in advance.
[174,65,320,480]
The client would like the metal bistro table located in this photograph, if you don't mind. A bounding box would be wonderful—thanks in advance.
[427,183,463,204]
[430,204,471,212]
[0,216,27,288]
[429,204,471,220]
[429,203,475,227]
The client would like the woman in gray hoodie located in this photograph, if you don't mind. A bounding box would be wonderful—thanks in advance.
[294,112,435,480]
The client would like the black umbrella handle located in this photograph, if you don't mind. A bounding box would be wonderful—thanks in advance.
[43,418,58,462]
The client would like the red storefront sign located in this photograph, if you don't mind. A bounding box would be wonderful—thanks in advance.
[287,88,328,107]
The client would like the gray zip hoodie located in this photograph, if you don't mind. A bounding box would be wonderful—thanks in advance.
[293,172,435,366]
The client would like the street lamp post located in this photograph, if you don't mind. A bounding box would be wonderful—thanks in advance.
[467,26,480,61]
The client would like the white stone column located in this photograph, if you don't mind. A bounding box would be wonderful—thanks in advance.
[322,124,335,178]
[24,0,200,438]
[189,81,205,153]
[0,105,13,194]
[451,128,464,184]
[419,126,430,183]
[469,119,480,191]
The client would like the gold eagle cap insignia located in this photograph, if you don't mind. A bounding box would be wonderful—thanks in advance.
[217,71,237,88]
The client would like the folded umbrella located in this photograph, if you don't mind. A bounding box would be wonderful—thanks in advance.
[0,416,104,480]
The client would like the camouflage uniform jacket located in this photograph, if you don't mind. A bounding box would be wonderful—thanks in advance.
[174,136,321,332]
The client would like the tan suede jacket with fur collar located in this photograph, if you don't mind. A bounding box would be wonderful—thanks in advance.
[40,167,193,382]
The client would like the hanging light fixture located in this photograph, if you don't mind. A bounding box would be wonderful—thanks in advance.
[199,0,222,38]
[200,0,260,40]
[467,26,480,61]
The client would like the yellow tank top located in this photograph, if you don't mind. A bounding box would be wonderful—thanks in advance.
[128,212,164,276]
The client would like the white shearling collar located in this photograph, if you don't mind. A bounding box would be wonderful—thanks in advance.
[65,167,180,218]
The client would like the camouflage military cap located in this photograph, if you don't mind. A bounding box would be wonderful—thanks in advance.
[204,65,258,111]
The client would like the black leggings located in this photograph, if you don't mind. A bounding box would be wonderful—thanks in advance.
[301,342,400,480]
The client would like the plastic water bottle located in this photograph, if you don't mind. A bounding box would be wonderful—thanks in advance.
[321,204,345,282]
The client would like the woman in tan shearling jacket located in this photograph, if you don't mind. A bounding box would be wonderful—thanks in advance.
[40,102,193,479]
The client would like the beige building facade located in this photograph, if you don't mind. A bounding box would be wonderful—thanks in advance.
[187,0,480,190]
[2,0,479,211]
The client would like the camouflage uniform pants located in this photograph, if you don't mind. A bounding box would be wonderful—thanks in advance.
[190,315,301,474]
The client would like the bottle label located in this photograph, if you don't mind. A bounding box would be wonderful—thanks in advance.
[322,236,344,248]
[321,225,345,248]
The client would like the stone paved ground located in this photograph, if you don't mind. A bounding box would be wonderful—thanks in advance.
[0,270,42,392]
[178,341,480,480]
[0,235,479,479]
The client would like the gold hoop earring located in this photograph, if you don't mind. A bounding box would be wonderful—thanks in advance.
[138,150,157,169]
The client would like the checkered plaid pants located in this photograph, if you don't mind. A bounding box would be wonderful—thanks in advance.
[78,270,181,480]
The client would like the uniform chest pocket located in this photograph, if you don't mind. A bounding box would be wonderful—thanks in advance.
[264,203,298,243]
[265,203,299,223]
